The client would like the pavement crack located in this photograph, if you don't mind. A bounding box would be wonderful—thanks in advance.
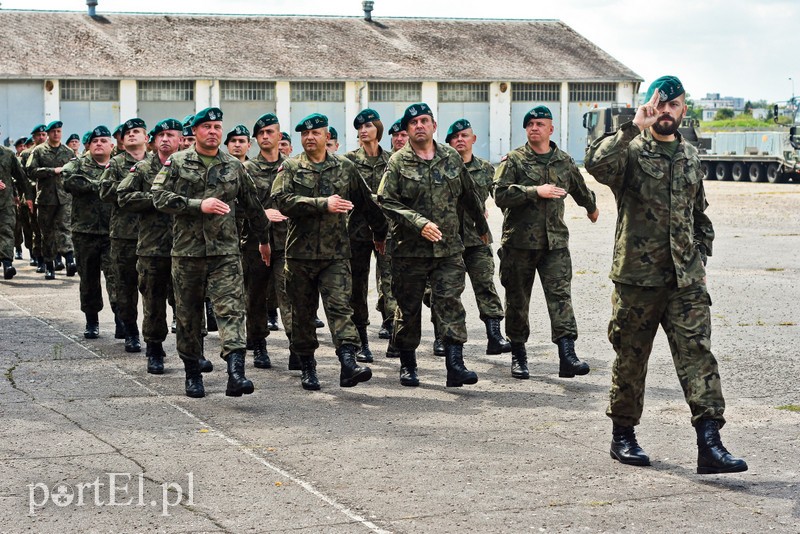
[4,362,17,389]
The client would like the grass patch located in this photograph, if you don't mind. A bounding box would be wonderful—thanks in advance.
[765,268,784,272]
[776,405,800,412]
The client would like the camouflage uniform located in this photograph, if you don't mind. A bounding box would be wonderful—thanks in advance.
[151,146,270,363]
[343,146,394,327]
[0,147,31,264]
[62,155,115,313]
[377,142,489,349]
[25,143,75,262]
[18,149,42,262]
[494,141,597,343]
[118,152,174,345]
[585,121,723,427]
[271,151,388,357]
[242,152,286,345]
[99,152,142,334]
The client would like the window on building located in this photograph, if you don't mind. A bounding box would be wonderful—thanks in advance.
[438,82,490,103]
[511,83,561,102]
[138,81,194,101]
[60,80,119,101]
[220,81,276,101]
[368,82,422,102]
[290,82,345,102]
[568,83,617,102]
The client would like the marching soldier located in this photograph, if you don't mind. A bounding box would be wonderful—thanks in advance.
[19,126,46,270]
[0,144,32,280]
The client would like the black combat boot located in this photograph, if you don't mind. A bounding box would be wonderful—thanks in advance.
[444,344,478,387]
[695,419,748,474]
[225,350,254,397]
[44,261,56,280]
[64,251,77,277]
[432,324,445,356]
[183,358,205,398]
[356,325,374,363]
[485,318,511,355]
[124,323,142,353]
[385,341,401,358]
[288,350,302,371]
[556,337,590,377]
[111,303,126,339]
[299,355,320,390]
[199,357,213,373]
[378,318,393,340]
[610,424,651,466]
[15,247,23,260]
[252,338,271,369]
[510,342,529,379]
[399,349,420,387]
[146,342,165,375]
[84,312,100,339]
[29,255,38,267]
[2,259,16,280]
[338,344,372,387]
[314,315,324,328]
[204,298,218,332]
[267,308,279,331]
[35,256,45,273]
[54,256,65,271]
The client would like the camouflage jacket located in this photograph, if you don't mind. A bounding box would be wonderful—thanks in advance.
[271,151,388,260]
[62,154,111,235]
[494,141,597,251]
[117,152,173,257]
[242,152,286,252]
[0,146,32,203]
[151,146,269,258]
[584,121,712,288]
[25,143,73,205]
[463,155,495,248]
[344,146,391,242]
[98,151,142,241]
[377,141,489,258]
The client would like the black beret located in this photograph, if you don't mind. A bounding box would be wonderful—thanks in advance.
[400,103,434,130]
[328,126,338,140]
[225,124,251,144]
[66,133,80,143]
[120,118,147,136]
[353,108,380,129]
[445,119,472,143]
[253,113,279,136]
[295,113,328,132]
[87,125,112,143]
[281,132,291,142]
[14,137,27,147]
[388,119,403,135]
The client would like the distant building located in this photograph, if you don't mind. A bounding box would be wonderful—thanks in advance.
[697,93,745,122]
[0,9,641,162]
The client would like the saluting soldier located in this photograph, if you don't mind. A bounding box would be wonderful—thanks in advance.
[585,76,747,474]
[0,143,32,280]
[151,107,271,399]
[271,113,387,391]
[62,126,116,338]
[377,103,490,388]
[25,120,76,280]
[494,105,598,380]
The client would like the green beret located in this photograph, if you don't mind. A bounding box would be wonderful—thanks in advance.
[182,115,194,127]
[66,133,80,143]
[225,124,251,144]
[401,103,434,130]
[281,132,291,142]
[192,107,223,127]
[523,106,553,127]
[87,125,112,143]
[45,120,63,132]
[151,118,183,137]
[645,75,685,103]
[295,113,328,132]
[112,124,124,137]
[14,137,27,147]
[253,113,279,136]
[81,131,91,145]
[389,119,403,135]
[182,126,194,137]
[445,119,472,143]
[30,124,47,135]
[120,118,147,136]
[329,126,338,140]
[353,108,380,129]
[25,136,33,144]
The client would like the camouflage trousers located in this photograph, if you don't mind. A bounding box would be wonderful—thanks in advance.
[0,191,15,261]
[607,281,726,428]
[242,248,273,342]
[37,203,73,262]
[111,238,139,329]
[72,232,114,314]
[499,246,577,344]
[14,203,32,252]
[464,244,504,321]
[172,255,246,362]
[375,240,396,323]
[137,256,174,344]
[350,239,380,327]
[285,258,359,357]
[391,254,468,349]
[19,204,41,258]
[270,249,292,340]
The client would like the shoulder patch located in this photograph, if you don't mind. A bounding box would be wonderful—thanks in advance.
[105,162,111,169]
[164,159,171,166]
[277,164,284,173]
[500,155,508,162]
[130,165,137,172]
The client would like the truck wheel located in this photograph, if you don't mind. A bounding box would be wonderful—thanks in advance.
[766,163,783,183]
[748,163,765,182]
[715,163,732,181]
[700,162,714,180]
[731,162,746,181]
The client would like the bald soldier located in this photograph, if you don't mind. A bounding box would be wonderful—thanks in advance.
[585,75,747,474]
[494,105,598,381]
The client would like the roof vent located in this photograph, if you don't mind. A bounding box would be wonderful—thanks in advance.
[363,1,374,22]
[87,0,98,17]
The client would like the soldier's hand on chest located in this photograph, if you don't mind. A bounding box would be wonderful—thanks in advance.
[326,194,353,213]
[537,183,566,199]
[200,198,230,215]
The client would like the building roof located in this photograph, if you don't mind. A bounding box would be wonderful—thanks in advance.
[0,10,641,82]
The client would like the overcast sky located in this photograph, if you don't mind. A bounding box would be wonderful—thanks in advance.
[3,0,797,104]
